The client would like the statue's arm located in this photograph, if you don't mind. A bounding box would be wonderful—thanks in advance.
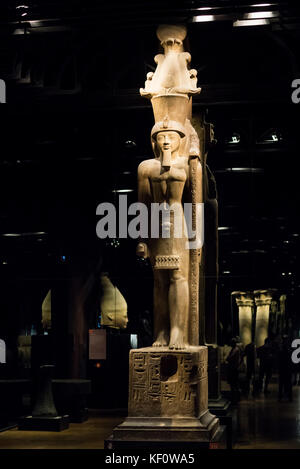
[138,161,151,205]
[137,161,151,258]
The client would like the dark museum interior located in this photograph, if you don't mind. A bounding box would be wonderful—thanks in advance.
[0,0,300,451]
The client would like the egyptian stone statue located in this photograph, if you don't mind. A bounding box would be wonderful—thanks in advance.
[100,273,128,329]
[42,289,52,331]
[137,25,203,349]
[108,25,219,446]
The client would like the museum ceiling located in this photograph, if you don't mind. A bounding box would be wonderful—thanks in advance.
[0,1,299,316]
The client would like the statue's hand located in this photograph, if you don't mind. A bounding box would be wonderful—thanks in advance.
[136,242,149,258]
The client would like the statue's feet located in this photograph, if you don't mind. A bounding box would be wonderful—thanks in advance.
[169,341,187,350]
[152,341,166,347]
[169,329,187,350]
[152,333,168,347]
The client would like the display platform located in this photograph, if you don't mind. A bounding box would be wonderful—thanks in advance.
[18,415,69,432]
[105,346,225,448]
[53,379,91,423]
[105,424,227,449]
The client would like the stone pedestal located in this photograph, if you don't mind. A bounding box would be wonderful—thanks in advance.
[207,345,230,412]
[106,347,221,447]
[207,345,231,447]
[53,379,91,423]
[207,344,220,401]
[18,365,69,432]
[18,415,69,432]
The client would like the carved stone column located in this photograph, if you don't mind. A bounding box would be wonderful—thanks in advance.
[191,114,229,418]
[269,289,280,336]
[277,294,286,335]
[254,290,273,347]
[232,291,254,346]
[270,298,278,336]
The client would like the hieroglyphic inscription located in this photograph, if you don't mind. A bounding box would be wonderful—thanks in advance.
[130,353,147,411]
[148,354,161,402]
[181,354,194,382]
[129,349,208,417]
[198,361,206,380]
[189,158,200,346]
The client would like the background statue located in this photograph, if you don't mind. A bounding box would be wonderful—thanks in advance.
[42,289,52,331]
[100,273,128,329]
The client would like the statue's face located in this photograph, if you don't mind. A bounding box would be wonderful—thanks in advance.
[156,131,180,154]
[119,312,129,329]
[102,311,128,329]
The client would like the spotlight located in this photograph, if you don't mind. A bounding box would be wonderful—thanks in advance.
[244,11,276,19]
[233,19,269,27]
[108,239,120,249]
[257,129,282,144]
[2,233,21,237]
[16,4,29,18]
[227,133,240,144]
[125,140,136,148]
[230,136,239,144]
[230,168,264,173]
[193,15,215,23]
[112,189,134,193]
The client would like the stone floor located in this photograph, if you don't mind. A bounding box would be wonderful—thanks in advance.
[1,383,300,449]
[234,382,300,449]
[0,412,124,449]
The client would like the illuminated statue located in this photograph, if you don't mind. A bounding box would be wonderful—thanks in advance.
[137,24,203,349]
[42,289,52,331]
[108,24,220,447]
[100,273,128,329]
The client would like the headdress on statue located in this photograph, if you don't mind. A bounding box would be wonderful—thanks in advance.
[140,25,201,99]
[156,24,187,47]
[141,24,201,161]
[150,94,189,141]
[151,116,186,141]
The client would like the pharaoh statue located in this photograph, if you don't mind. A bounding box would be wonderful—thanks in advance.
[106,24,220,448]
[137,24,203,349]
